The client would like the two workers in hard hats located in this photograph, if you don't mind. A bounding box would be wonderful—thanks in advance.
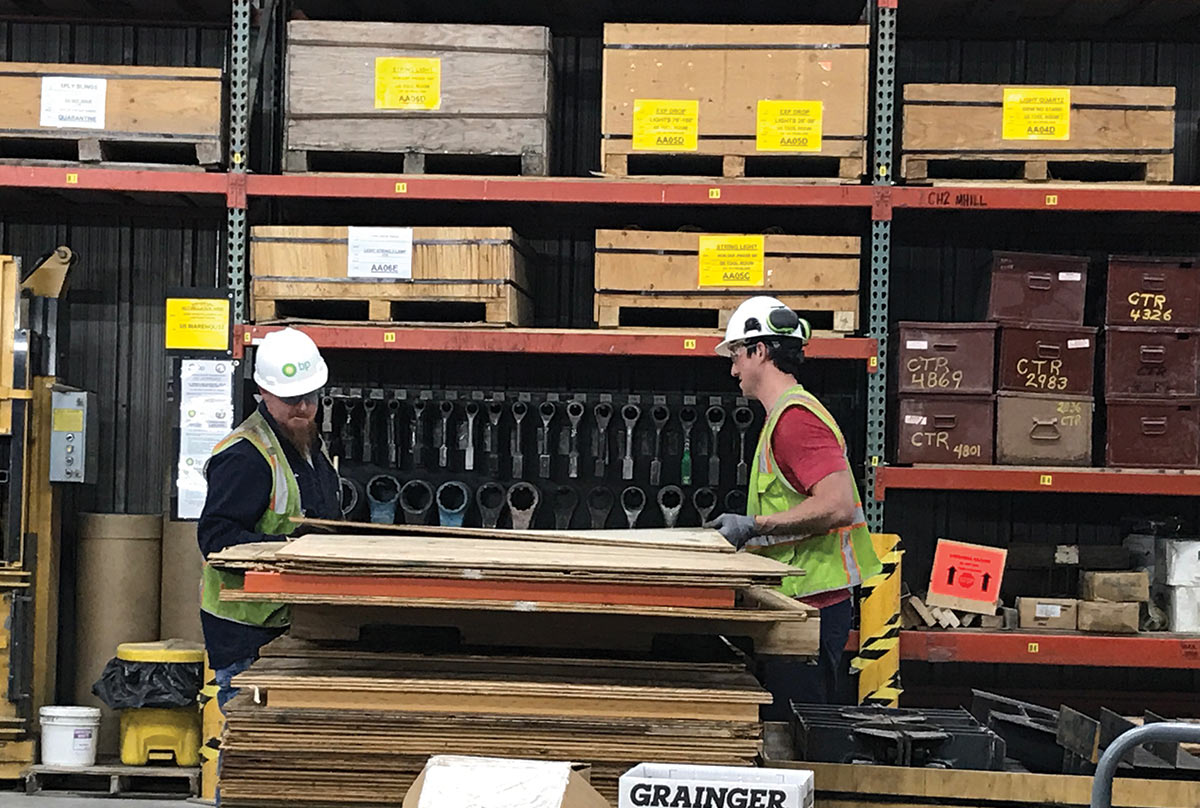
[197,328,340,708]
[708,295,881,711]
[198,298,877,710]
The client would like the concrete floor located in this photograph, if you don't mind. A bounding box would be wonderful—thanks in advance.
[0,797,200,807]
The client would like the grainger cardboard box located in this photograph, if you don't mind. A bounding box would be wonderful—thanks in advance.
[619,763,813,808]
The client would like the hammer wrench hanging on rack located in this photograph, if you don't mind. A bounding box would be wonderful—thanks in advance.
[566,401,584,479]
[410,399,426,468]
[463,401,479,472]
[649,405,669,486]
[593,402,613,477]
[679,405,696,486]
[537,400,556,479]
[511,401,528,479]
[320,394,335,451]
[485,401,504,477]
[339,397,359,462]
[733,406,754,486]
[386,399,401,466]
[621,404,641,481]
[438,400,454,468]
[361,398,378,463]
[706,405,726,487]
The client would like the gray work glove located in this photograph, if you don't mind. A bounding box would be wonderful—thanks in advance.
[704,513,759,550]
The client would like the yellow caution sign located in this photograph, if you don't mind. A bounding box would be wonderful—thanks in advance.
[1002,87,1070,141]
[165,297,230,352]
[698,235,764,287]
[852,533,904,706]
[375,57,441,110]
[632,99,699,151]
[756,100,823,152]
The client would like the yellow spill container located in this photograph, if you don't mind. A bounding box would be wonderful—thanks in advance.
[116,640,204,767]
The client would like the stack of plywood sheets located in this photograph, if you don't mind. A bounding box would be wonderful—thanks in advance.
[218,638,768,807]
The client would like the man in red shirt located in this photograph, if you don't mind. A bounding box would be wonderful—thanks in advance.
[706,296,880,713]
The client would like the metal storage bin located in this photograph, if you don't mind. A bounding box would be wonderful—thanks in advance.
[987,251,1088,325]
[896,322,996,395]
[997,324,1097,396]
[996,393,1093,466]
[1104,327,1200,399]
[897,396,994,465]
[1106,256,1200,328]
[1105,399,1200,469]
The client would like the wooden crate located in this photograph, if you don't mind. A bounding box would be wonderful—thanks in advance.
[284,21,553,174]
[902,84,1175,183]
[0,62,222,167]
[601,24,868,181]
[594,229,860,333]
[250,226,534,326]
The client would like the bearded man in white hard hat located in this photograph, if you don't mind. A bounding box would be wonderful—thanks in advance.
[706,296,882,711]
[197,328,341,708]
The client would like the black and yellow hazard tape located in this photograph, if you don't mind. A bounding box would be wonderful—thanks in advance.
[854,534,904,707]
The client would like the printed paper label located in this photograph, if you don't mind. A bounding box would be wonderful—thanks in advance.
[40,76,106,129]
[698,235,764,287]
[374,57,441,110]
[756,100,822,152]
[347,227,414,279]
[1002,87,1071,141]
[904,415,928,425]
[1067,339,1090,349]
[165,298,230,352]
[1035,604,1063,618]
[632,99,699,151]
[1058,272,1082,282]
[906,340,929,350]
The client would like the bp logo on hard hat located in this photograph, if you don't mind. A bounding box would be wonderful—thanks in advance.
[281,360,310,378]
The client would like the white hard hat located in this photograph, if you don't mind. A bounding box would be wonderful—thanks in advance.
[715,295,811,357]
[253,328,329,397]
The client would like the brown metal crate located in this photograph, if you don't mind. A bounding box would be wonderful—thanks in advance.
[987,251,1088,325]
[1104,327,1200,399]
[896,322,996,395]
[1106,399,1200,469]
[997,324,1097,396]
[1106,256,1200,328]
[897,396,994,465]
[996,393,1093,466]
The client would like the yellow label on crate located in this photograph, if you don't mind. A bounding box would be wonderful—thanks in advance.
[375,57,441,110]
[632,99,698,151]
[698,235,764,287]
[52,408,83,432]
[165,297,231,352]
[756,100,823,152]
[1002,87,1071,140]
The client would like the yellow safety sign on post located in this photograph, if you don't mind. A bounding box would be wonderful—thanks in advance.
[852,533,904,706]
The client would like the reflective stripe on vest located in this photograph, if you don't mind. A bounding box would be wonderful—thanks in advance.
[201,409,300,628]
[746,385,882,598]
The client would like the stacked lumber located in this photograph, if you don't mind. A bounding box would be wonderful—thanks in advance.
[902,592,1015,630]
[219,638,769,807]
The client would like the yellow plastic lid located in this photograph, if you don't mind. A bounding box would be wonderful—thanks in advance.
[117,639,204,663]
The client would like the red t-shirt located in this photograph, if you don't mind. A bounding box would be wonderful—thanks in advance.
[770,406,852,609]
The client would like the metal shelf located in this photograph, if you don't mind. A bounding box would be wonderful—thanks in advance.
[244,173,876,208]
[851,629,1200,670]
[875,464,1200,499]
[891,184,1200,214]
[0,165,229,197]
[234,324,879,365]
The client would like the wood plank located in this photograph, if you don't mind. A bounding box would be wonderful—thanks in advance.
[293,517,734,553]
[240,569,738,609]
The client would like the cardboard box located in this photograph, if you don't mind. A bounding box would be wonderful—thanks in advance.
[1017,597,1078,630]
[619,763,813,808]
[1168,585,1200,633]
[1079,571,1150,603]
[1163,540,1200,586]
[1077,600,1140,634]
[403,756,611,808]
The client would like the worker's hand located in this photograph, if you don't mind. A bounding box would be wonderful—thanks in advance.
[288,519,334,539]
[703,513,759,550]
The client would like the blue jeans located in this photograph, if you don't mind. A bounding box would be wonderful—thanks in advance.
[213,657,255,712]
[757,597,855,719]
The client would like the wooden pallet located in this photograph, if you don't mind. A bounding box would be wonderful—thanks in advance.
[25,763,199,797]
[0,134,220,168]
[601,144,866,182]
[250,226,534,327]
[594,229,860,333]
[282,148,546,176]
[902,83,1175,185]
[902,152,1173,184]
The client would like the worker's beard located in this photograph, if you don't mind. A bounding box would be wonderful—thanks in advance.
[279,417,318,457]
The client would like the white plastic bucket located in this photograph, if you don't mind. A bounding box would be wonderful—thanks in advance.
[40,706,101,767]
